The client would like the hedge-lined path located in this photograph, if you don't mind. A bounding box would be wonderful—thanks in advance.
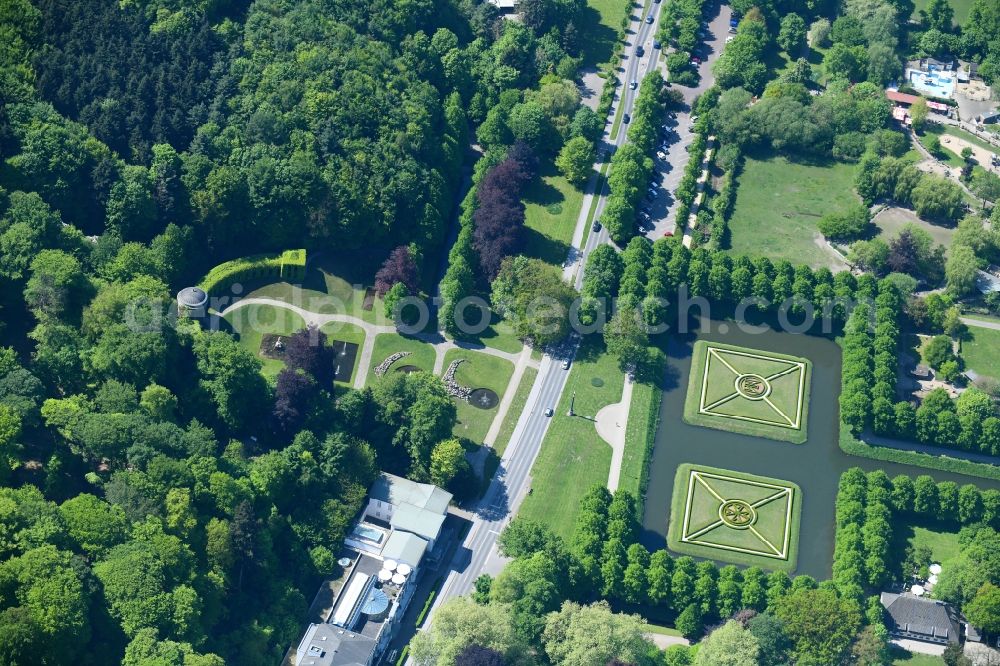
[218,297,537,391]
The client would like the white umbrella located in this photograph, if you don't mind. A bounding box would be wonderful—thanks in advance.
[383,559,397,572]
[396,563,412,576]
[911,585,926,596]
[929,563,943,575]
[928,574,939,585]
[377,569,392,582]
[391,573,406,586]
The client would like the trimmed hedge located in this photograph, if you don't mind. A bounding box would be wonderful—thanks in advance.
[199,249,307,297]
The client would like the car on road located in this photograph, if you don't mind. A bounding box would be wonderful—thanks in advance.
[636,46,645,57]
[592,219,602,232]
[623,113,631,123]
[562,360,570,369]
[653,40,662,49]
[646,14,654,23]
[544,408,554,417]
[629,80,638,90]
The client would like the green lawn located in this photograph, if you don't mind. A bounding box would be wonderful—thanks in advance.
[459,318,524,355]
[668,463,802,572]
[517,342,625,540]
[367,333,437,385]
[873,207,956,249]
[318,321,367,387]
[619,379,660,500]
[910,526,962,566]
[727,153,858,268]
[223,304,306,378]
[642,623,683,637]
[524,161,585,268]
[494,367,538,457]
[245,250,388,325]
[442,349,514,445]
[683,341,811,444]
[910,0,974,26]
[578,0,629,69]
[891,646,945,665]
[962,325,1000,378]
[918,127,965,168]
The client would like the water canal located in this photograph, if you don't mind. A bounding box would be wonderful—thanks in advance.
[640,319,1000,579]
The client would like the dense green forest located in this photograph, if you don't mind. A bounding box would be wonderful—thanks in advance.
[0,0,593,661]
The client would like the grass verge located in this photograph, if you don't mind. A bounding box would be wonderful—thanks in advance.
[494,367,539,457]
[839,423,1000,481]
[961,325,1000,378]
[517,341,625,540]
[223,304,306,378]
[619,379,660,503]
[523,161,586,268]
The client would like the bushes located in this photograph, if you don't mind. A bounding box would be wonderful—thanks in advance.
[198,249,306,297]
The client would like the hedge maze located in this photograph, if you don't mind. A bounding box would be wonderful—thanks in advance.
[668,464,802,572]
[683,341,812,444]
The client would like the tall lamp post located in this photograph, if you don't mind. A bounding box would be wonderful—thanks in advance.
[568,391,576,417]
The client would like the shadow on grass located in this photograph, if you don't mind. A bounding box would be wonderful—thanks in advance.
[577,4,619,69]
[523,226,571,268]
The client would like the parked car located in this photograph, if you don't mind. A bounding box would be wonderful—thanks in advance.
[691,55,701,65]
[646,14,654,23]
[657,151,667,160]
[663,230,674,237]
[726,35,735,43]
[728,25,737,33]
[592,219,602,232]
[647,189,659,199]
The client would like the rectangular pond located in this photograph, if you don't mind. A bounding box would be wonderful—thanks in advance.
[640,318,1000,579]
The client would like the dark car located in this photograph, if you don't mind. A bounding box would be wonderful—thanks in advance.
[646,14,654,23]
[653,40,662,49]
[623,113,631,123]
[636,46,645,57]
[592,220,602,232]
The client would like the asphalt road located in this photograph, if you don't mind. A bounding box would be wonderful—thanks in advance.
[646,1,733,238]
[426,1,671,618]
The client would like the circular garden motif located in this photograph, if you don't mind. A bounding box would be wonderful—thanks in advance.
[718,499,757,529]
[734,373,771,401]
[468,388,500,410]
[590,377,604,387]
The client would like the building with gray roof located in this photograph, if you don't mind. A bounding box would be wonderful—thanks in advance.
[881,592,962,646]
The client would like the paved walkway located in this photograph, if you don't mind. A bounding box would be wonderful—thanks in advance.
[963,316,1000,331]
[483,346,535,447]
[645,633,690,650]
[595,376,634,491]
[218,297,534,392]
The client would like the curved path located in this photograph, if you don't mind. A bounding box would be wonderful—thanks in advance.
[595,377,634,492]
[218,296,532,389]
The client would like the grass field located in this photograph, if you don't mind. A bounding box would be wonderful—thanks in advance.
[910,526,962,566]
[872,206,956,249]
[223,304,306,378]
[961,325,1000,378]
[318,321,367,386]
[667,464,802,572]
[579,0,629,68]
[517,342,625,540]
[683,341,812,444]
[368,333,437,385]
[910,0,974,26]
[919,127,965,168]
[891,646,945,665]
[523,161,585,268]
[619,379,660,500]
[727,153,859,269]
[442,349,514,445]
[460,318,524,355]
[494,367,538,457]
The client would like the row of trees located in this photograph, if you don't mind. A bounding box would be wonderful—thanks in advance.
[856,154,967,225]
[481,485,879,664]
[602,72,665,244]
[835,468,1000,637]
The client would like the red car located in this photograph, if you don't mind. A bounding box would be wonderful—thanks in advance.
[691,55,701,65]
[663,230,674,237]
